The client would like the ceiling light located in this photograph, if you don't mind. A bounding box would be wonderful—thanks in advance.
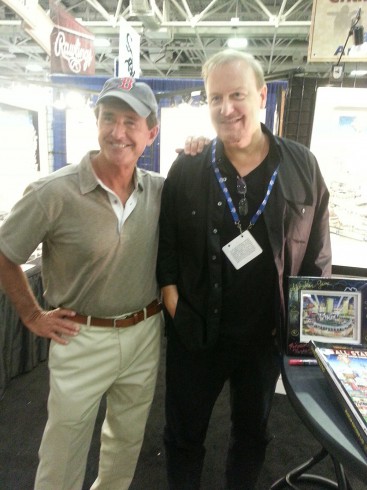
[350,70,367,77]
[230,17,240,25]
[227,37,248,49]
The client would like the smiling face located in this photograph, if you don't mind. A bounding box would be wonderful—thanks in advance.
[96,100,158,169]
[206,59,267,151]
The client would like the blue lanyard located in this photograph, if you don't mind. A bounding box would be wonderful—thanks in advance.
[211,138,279,234]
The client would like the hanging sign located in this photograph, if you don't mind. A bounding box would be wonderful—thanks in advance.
[49,0,95,75]
[118,18,140,78]
[308,0,367,63]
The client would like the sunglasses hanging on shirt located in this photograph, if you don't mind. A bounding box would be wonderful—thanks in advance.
[236,176,248,217]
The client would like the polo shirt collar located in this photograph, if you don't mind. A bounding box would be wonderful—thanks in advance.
[78,151,144,194]
[78,151,99,194]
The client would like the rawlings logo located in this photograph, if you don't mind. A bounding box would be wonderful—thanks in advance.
[54,31,93,74]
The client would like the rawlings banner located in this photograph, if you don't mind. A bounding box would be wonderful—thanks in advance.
[50,0,95,75]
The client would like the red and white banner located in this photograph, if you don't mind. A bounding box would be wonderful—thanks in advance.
[49,0,95,75]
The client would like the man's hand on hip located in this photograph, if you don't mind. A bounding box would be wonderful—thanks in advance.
[25,308,80,345]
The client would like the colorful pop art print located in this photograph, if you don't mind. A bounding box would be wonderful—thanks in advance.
[300,290,361,345]
[287,276,367,356]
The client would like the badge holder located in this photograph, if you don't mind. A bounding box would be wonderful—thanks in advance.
[222,230,262,270]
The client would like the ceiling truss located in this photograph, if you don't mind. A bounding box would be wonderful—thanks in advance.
[0,0,365,82]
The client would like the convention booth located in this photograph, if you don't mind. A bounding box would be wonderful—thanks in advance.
[1,72,367,398]
[2,1,367,487]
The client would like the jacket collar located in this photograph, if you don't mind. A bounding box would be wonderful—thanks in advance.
[207,123,280,170]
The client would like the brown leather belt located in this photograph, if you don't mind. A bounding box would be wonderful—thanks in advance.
[70,299,162,328]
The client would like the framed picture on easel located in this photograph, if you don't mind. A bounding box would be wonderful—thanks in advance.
[286,276,367,356]
[299,290,361,345]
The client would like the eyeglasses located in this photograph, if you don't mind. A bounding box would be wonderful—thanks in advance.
[236,176,248,216]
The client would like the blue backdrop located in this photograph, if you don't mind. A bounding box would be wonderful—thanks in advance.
[51,75,287,173]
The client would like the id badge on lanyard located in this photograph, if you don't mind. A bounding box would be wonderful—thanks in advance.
[211,139,279,270]
[222,230,262,270]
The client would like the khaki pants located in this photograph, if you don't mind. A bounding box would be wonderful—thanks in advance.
[35,313,162,490]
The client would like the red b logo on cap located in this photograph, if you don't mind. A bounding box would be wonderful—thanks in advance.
[119,78,135,91]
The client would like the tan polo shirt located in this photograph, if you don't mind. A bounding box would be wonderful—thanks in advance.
[0,152,164,316]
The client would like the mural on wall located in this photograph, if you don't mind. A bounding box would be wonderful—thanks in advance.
[310,87,367,270]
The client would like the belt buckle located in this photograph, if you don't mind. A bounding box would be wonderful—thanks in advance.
[112,305,148,328]
[132,307,146,325]
[113,312,130,328]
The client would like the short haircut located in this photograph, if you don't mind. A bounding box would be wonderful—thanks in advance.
[202,49,265,90]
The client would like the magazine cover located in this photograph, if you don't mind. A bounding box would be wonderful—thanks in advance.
[286,276,367,356]
[310,340,367,455]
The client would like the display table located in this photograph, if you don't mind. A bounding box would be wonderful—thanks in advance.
[0,258,49,398]
[271,355,367,489]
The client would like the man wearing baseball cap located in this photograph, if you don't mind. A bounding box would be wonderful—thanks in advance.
[0,77,164,489]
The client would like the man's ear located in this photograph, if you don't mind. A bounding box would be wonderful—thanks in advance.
[260,85,267,109]
[147,125,159,146]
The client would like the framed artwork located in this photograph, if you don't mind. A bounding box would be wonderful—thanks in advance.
[287,276,367,356]
[299,290,361,345]
[310,87,367,274]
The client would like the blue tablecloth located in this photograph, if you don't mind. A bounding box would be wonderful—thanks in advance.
[0,258,49,398]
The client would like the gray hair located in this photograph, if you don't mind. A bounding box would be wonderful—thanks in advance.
[202,49,265,90]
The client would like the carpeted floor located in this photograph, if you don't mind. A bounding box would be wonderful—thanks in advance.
[0,338,366,490]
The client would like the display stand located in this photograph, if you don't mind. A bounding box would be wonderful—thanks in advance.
[270,355,367,489]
